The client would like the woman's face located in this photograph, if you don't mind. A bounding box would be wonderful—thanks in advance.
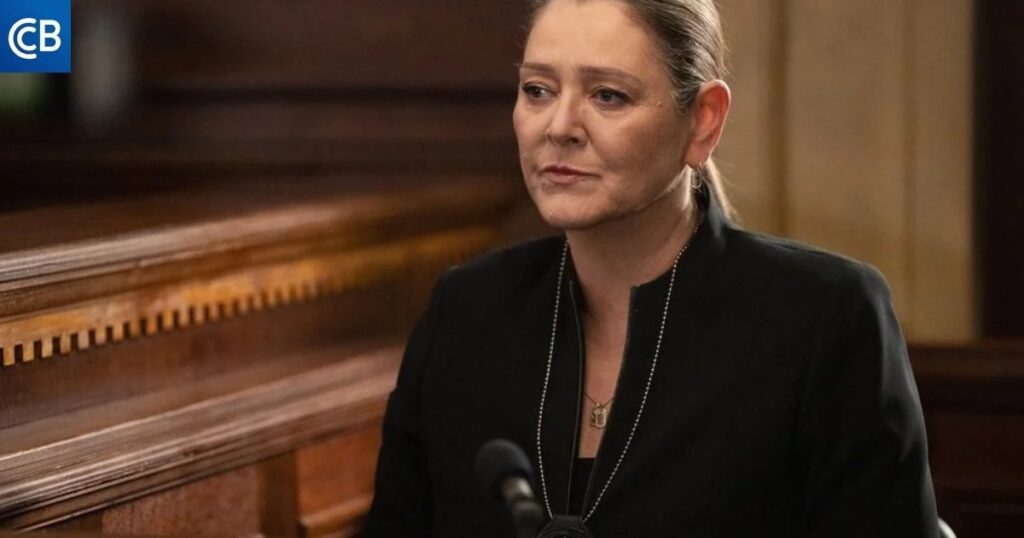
[513,0,692,230]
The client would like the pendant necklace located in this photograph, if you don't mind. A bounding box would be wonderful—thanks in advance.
[534,219,700,537]
[583,392,613,429]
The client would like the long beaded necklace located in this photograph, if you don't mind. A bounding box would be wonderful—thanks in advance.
[534,220,700,534]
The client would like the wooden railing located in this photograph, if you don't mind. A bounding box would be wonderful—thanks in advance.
[0,176,519,536]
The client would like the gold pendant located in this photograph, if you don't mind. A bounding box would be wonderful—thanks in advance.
[590,404,609,429]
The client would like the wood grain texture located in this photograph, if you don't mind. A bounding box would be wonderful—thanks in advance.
[0,344,401,530]
[259,452,300,538]
[0,177,516,533]
[0,177,515,367]
[0,284,391,431]
[297,426,382,537]
[0,177,511,284]
[0,3,528,534]
[101,465,263,537]
[0,227,492,367]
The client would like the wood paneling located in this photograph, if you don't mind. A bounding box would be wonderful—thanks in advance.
[908,0,976,342]
[130,0,525,92]
[0,178,517,532]
[128,99,514,144]
[258,453,300,538]
[716,0,786,234]
[913,342,1024,535]
[1,1,527,212]
[0,176,507,256]
[0,3,524,536]
[714,0,975,341]
[100,466,263,537]
[0,291,391,430]
[297,426,382,537]
[976,0,1024,338]
[0,178,513,433]
[0,343,401,530]
[785,0,911,316]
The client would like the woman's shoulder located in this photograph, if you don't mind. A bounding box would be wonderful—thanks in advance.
[437,235,564,301]
[723,226,893,302]
[453,235,564,275]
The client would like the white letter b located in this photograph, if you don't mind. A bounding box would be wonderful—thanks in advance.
[39,20,61,52]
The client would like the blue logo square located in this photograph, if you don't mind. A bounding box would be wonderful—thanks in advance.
[0,0,71,73]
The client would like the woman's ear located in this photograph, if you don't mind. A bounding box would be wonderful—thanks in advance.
[684,80,731,167]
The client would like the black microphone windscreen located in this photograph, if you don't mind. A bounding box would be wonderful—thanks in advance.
[475,439,534,499]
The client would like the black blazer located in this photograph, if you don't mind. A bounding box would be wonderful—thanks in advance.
[366,184,939,537]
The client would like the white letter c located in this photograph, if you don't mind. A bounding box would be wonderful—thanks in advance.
[8,18,38,60]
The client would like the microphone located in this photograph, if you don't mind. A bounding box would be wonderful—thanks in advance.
[475,439,545,538]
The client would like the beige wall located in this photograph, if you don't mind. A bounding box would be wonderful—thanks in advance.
[716,0,975,342]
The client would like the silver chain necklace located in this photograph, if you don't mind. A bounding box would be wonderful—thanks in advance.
[534,221,700,523]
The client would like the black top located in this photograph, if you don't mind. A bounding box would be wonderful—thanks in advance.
[568,457,595,516]
[366,183,939,537]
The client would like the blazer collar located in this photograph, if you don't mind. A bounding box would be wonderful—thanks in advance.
[565,180,732,300]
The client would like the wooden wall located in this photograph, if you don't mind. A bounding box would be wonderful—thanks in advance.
[975,0,1024,338]
[0,0,527,211]
[915,343,1024,536]
[717,0,976,343]
[1,3,531,534]
[1,0,984,341]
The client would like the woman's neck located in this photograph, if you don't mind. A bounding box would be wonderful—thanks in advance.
[566,181,698,324]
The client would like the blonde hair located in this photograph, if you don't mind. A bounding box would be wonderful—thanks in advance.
[525,0,737,220]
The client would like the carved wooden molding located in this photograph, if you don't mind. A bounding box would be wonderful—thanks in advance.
[0,177,518,529]
[0,343,401,530]
[0,227,492,367]
[0,177,518,368]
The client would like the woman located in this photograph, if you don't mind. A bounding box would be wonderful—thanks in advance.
[367,0,939,536]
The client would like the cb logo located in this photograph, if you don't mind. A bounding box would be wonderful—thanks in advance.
[0,0,70,73]
[8,18,62,60]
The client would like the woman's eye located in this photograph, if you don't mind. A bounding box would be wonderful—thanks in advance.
[521,84,550,100]
[594,88,628,106]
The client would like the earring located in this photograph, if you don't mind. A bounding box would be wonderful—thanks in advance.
[691,163,705,190]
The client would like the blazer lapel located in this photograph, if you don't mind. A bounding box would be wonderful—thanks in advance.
[535,255,584,516]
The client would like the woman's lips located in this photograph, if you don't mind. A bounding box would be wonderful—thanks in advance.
[540,165,598,185]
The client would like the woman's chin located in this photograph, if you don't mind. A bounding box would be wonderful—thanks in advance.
[536,206,610,231]
[529,186,618,230]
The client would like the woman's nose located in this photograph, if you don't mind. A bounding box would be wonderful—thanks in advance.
[545,95,586,147]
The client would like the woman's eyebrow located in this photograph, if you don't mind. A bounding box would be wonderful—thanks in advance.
[577,65,642,86]
[517,61,555,74]
[516,62,641,86]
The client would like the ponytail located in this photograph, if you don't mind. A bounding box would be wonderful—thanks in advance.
[695,158,736,221]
